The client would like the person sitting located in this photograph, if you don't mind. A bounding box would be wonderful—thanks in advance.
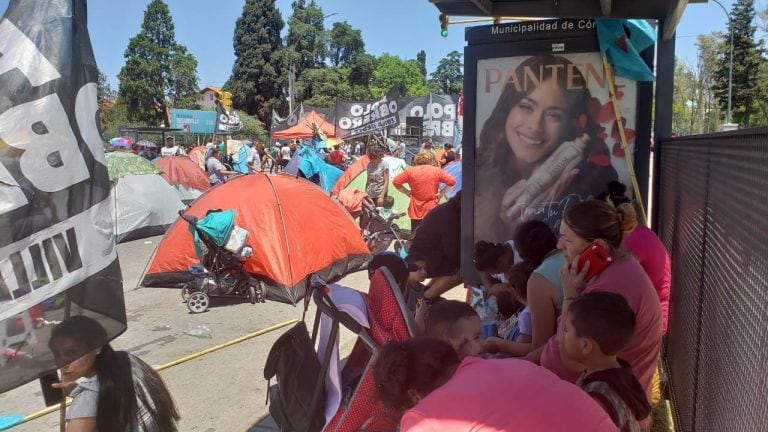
[423,300,483,359]
[375,195,404,222]
[404,259,428,313]
[373,338,616,432]
[368,252,422,314]
[599,181,672,335]
[439,143,456,167]
[206,148,236,185]
[472,240,517,296]
[562,292,652,430]
[49,315,180,432]
[405,192,463,302]
[531,200,661,423]
[486,262,537,354]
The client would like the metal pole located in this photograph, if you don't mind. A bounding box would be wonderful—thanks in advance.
[712,0,733,124]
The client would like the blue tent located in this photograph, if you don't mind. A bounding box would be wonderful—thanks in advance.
[441,160,462,199]
[285,136,343,193]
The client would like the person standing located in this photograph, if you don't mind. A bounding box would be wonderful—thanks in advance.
[245,141,262,173]
[280,141,292,170]
[365,145,390,206]
[393,151,456,232]
[160,136,183,157]
[327,144,346,169]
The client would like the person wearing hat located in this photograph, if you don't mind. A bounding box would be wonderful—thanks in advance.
[161,136,183,157]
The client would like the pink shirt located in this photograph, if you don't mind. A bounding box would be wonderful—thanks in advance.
[540,255,662,402]
[400,357,617,432]
[623,224,672,334]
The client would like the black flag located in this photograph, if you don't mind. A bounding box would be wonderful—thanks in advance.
[0,0,126,393]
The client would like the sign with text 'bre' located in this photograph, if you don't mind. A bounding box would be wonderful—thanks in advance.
[0,0,126,392]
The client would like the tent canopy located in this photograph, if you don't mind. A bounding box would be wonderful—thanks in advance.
[273,110,335,139]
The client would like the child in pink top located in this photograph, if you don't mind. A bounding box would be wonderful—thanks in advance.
[374,338,616,432]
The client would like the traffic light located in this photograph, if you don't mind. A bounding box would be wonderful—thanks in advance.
[439,13,449,37]
[217,91,233,111]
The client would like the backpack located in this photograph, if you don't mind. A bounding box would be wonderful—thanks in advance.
[264,321,326,432]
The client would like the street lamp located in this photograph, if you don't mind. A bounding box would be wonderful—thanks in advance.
[711,0,734,125]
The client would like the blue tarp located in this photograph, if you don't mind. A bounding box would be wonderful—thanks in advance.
[286,136,343,194]
[595,19,656,82]
[189,209,235,259]
[441,161,462,199]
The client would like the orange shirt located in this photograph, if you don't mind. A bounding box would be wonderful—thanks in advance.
[393,165,456,220]
[435,148,446,166]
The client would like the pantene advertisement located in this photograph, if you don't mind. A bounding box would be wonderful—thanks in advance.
[474,53,637,242]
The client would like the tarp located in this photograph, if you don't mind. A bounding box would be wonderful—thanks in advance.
[142,174,370,304]
[105,151,162,183]
[331,156,412,231]
[0,0,125,394]
[154,156,210,204]
[188,145,208,170]
[441,160,462,199]
[273,111,336,139]
[112,174,186,243]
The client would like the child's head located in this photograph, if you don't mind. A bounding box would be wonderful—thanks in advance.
[374,337,459,410]
[424,300,482,359]
[560,292,636,366]
[407,259,427,285]
[506,261,535,305]
[382,195,395,209]
[473,240,514,275]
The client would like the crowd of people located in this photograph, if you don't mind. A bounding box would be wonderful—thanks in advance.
[366,178,671,431]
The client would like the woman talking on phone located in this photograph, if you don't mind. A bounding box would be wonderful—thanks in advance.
[49,315,180,432]
[528,200,662,404]
[475,55,618,242]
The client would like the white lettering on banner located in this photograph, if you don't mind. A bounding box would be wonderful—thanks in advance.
[75,83,107,164]
[0,197,116,321]
[0,94,90,192]
[0,163,28,213]
[0,19,61,86]
[339,100,399,132]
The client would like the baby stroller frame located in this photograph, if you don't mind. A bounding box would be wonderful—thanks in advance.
[178,210,265,313]
[361,206,409,256]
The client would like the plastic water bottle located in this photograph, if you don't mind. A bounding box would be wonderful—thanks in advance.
[481,317,497,340]
[184,323,212,339]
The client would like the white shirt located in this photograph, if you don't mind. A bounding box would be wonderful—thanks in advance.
[247,148,261,172]
[161,145,182,157]
[280,146,291,161]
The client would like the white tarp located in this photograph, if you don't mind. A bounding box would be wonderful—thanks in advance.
[174,184,203,204]
[111,174,185,243]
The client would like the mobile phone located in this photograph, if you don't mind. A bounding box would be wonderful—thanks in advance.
[39,371,64,407]
[577,243,613,281]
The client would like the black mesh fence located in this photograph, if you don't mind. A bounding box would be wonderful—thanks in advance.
[657,129,768,432]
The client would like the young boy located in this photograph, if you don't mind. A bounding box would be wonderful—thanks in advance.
[424,300,483,359]
[483,262,536,357]
[560,292,651,431]
[375,195,404,222]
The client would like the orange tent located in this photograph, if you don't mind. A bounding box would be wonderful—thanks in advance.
[142,174,370,304]
[154,156,210,192]
[272,110,336,139]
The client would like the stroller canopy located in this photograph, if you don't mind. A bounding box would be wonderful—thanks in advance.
[142,174,370,304]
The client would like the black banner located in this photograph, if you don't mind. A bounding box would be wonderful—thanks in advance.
[0,0,125,393]
[335,93,401,139]
[395,93,459,146]
[215,102,244,134]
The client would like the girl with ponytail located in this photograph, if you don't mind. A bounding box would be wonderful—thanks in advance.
[49,315,180,432]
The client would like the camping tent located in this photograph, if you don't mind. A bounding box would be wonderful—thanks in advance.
[112,174,186,243]
[273,110,335,139]
[331,155,412,231]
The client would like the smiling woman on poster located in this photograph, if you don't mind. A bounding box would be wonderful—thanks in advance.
[476,55,618,242]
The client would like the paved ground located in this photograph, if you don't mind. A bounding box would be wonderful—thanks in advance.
[1,235,465,431]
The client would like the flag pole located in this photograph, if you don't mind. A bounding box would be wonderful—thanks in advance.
[601,54,647,226]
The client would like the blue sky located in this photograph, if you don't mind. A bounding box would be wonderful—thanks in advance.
[1,0,764,90]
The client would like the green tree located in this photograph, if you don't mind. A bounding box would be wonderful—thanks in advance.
[370,54,428,97]
[117,0,199,126]
[235,110,269,141]
[328,21,365,67]
[429,50,463,94]
[99,101,132,140]
[672,35,723,135]
[97,71,116,101]
[284,0,328,78]
[713,0,763,126]
[348,53,376,88]
[296,67,351,106]
[416,50,427,78]
[225,0,286,125]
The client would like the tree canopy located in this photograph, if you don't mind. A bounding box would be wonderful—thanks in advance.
[284,0,328,77]
[429,50,463,94]
[329,21,365,67]
[225,0,286,125]
[370,54,429,97]
[117,0,198,126]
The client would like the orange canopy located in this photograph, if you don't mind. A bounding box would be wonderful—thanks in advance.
[272,110,336,139]
[142,174,370,304]
[332,155,369,196]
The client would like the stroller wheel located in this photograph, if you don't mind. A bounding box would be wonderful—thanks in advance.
[181,281,195,303]
[187,292,210,313]
[248,285,257,304]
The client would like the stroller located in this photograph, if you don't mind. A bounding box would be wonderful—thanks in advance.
[178,209,265,313]
[361,206,409,256]
[264,267,417,432]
